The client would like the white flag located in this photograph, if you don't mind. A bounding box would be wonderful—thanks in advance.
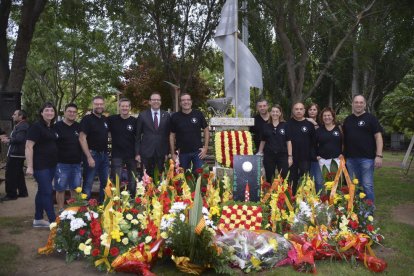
[214,0,263,118]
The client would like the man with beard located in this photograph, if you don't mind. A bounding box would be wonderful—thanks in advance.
[250,99,270,153]
[79,96,109,203]
[108,98,137,196]
[286,102,316,194]
[343,95,383,203]
[1,110,29,200]
[135,92,170,179]
[54,103,82,212]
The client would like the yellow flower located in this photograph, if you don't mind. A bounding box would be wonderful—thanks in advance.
[49,222,57,230]
[75,187,82,193]
[368,216,374,222]
[210,206,220,217]
[160,232,168,239]
[81,193,87,199]
[359,193,366,199]
[78,243,86,251]
[324,181,334,190]
[269,238,278,251]
[353,178,359,185]
[344,194,350,200]
[250,256,261,269]
[110,229,124,242]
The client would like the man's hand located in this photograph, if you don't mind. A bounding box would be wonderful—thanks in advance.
[198,147,207,159]
[288,156,293,167]
[26,167,33,176]
[135,154,141,163]
[375,156,382,168]
[87,156,96,168]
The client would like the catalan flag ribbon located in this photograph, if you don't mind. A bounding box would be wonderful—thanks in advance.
[245,182,250,202]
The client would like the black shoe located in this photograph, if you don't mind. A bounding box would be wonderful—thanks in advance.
[1,195,18,201]
[18,194,28,198]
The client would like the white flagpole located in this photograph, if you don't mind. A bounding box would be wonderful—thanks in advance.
[234,0,239,117]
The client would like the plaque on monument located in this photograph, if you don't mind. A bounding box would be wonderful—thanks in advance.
[232,155,262,202]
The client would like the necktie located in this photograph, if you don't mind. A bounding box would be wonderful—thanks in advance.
[154,112,158,129]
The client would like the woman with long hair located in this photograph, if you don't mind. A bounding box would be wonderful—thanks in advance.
[25,102,58,228]
[315,107,343,192]
[306,103,323,192]
[257,105,292,182]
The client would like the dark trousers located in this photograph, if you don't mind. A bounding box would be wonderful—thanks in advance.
[34,167,56,222]
[5,157,27,198]
[142,155,165,180]
[263,152,289,183]
[289,160,310,195]
[111,157,137,197]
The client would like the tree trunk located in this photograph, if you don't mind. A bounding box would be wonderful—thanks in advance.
[0,0,11,90]
[351,41,359,97]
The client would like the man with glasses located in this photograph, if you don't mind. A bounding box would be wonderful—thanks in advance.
[54,103,82,211]
[135,92,171,178]
[170,93,209,173]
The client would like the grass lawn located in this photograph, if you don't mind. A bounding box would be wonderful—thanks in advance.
[0,151,413,275]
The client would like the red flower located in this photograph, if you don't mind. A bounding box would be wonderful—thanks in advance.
[340,186,349,194]
[365,199,374,206]
[196,168,203,174]
[92,248,100,257]
[367,224,375,232]
[348,220,359,230]
[66,198,75,204]
[88,199,98,207]
[320,194,329,202]
[78,206,88,213]
[377,235,383,242]
[130,208,139,214]
[135,197,141,204]
[79,229,86,236]
[110,247,120,257]
[202,173,209,179]
[201,186,207,194]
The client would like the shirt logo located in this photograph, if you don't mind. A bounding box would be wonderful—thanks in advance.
[104,122,108,128]
[279,129,285,135]
[74,131,79,137]
[55,133,59,139]
[127,125,133,131]
[333,130,340,136]
[358,120,365,127]
[301,126,308,133]
[191,117,198,124]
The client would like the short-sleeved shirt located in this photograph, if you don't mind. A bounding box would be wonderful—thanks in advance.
[27,121,58,170]
[54,120,82,164]
[80,113,108,152]
[343,113,382,159]
[286,118,315,162]
[171,110,208,153]
[261,122,288,155]
[250,114,268,151]
[108,115,137,159]
[316,125,342,159]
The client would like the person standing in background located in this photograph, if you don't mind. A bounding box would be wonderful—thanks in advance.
[250,99,270,153]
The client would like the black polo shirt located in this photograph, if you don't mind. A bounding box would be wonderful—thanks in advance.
[250,114,268,151]
[261,122,288,155]
[108,115,137,159]
[343,113,382,159]
[54,120,82,164]
[80,113,108,152]
[27,121,58,170]
[316,125,342,159]
[286,118,315,162]
[171,110,208,153]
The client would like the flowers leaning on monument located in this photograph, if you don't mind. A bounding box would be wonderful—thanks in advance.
[215,130,253,167]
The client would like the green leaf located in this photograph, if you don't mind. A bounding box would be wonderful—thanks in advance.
[189,176,203,260]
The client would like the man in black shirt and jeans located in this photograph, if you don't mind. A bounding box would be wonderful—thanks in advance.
[79,96,109,203]
[286,102,316,194]
[108,98,137,196]
[250,99,270,153]
[343,95,383,203]
[1,110,29,201]
[54,103,82,211]
[170,93,209,173]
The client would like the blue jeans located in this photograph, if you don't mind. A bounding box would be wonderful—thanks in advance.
[179,151,204,173]
[346,158,375,202]
[33,167,56,222]
[310,161,323,194]
[82,151,109,203]
[54,163,82,191]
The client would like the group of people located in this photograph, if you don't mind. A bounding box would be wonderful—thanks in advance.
[0,92,209,228]
[251,95,383,203]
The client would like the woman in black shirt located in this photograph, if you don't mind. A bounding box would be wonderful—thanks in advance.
[26,102,58,228]
[306,103,323,193]
[315,107,343,191]
[258,105,292,182]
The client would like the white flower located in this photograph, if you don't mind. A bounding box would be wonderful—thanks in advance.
[122,238,129,245]
[59,210,77,220]
[49,222,57,230]
[100,233,110,248]
[126,214,133,220]
[84,211,99,221]
[145,236,152,244]
[70,218,87,231]
[113,196,120,201]
[131,219,139,225]
[179,213,186,222]
[169,202,188,214]
[121,190,129,196]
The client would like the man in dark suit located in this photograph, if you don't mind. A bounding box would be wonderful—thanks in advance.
[135,92,171,178]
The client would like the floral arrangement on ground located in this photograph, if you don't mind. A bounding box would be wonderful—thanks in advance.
[39,159,387,275]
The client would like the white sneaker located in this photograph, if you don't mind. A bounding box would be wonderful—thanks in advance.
[33,219,50,228]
